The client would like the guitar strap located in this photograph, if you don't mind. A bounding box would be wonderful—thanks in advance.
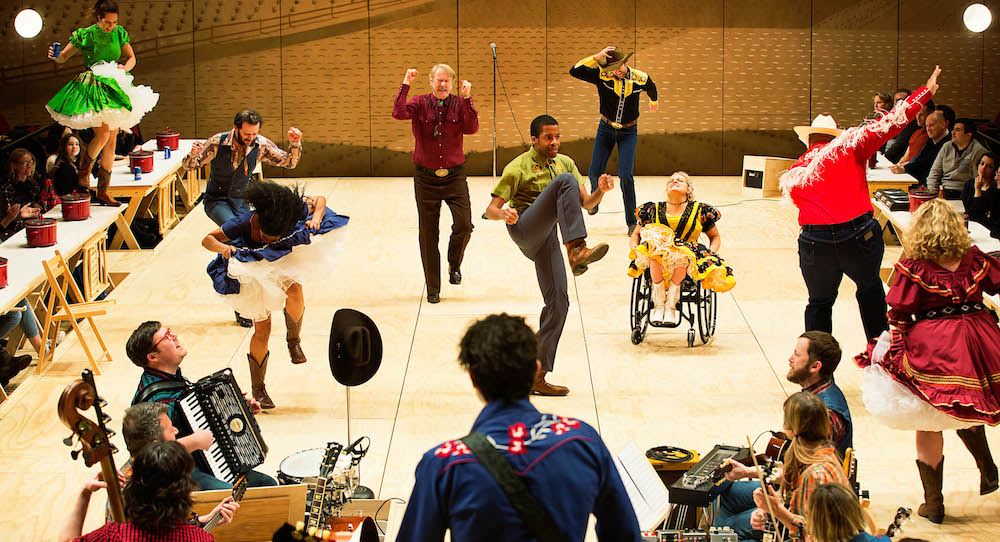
[134,380,189,405]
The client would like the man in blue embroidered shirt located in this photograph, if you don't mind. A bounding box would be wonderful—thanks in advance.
[396,313,641,542]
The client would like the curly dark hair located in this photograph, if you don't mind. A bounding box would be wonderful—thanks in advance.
[123,441,197,531]
[244,180,305,237]
[459,314,538,402]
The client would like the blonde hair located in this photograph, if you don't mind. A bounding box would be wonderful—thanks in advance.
[806,483,868,542]
[904,199,971,263]
[780,392,836,497]
[662,171,694,201]
[8,148,36,178]
[429,64,456,84]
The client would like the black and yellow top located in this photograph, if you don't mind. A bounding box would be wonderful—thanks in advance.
[569,55,658,127]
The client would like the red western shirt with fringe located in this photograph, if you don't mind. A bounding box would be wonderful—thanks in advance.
[785,87,932,226]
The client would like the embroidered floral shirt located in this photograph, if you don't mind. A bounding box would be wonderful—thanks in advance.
[396,398,640,542]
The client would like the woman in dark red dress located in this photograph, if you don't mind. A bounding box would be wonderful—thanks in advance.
[856,199,1000,524]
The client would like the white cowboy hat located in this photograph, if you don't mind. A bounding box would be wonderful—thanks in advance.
[793,114,844,146]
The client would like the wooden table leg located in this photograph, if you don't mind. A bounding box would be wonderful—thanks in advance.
[111,212,141,250]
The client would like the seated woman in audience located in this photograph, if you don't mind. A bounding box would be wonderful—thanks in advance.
[45,125,73,174]
[51,133,87,196]
[0,299,44,386]
[59,440,238,542]
[962,152,999,232]
[805,483,886,542]
[628,171,735,323]
[715,392,850,541]
[855,199,1000,525]
[1,148,57,240]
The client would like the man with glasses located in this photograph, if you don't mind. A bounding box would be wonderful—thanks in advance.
[393,64,478,304]
[126,321,276,490]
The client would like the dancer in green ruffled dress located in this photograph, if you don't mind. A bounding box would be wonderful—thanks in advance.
[46,0,158,206]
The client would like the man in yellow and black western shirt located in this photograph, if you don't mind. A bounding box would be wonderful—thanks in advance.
[570,46,658,235]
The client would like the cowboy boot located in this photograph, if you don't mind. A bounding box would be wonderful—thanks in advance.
[0,349,33,388]
[95,166,121,207]
[665,282,681,321]
[77,152,95,189]
[957,426,999,495]
[564,238,609,276]
[651,281,667,324]
[916,458,945,523]
[248,351,274,409]
[532,370,569,396]
[284,310,307,364]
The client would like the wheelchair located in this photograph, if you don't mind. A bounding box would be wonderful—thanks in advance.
[629,268,717,347]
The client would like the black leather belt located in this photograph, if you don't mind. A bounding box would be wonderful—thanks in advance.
[801,212,874,232]
[600,116,638,129]
[416,163,463,178]
[917,302,985,321]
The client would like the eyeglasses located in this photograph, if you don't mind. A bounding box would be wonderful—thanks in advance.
[16,159,34,166]
[153,328,178,350]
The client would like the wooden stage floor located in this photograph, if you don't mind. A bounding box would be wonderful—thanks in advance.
[1,176,997,541]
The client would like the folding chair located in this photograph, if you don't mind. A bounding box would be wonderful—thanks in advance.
[37,250,115,375]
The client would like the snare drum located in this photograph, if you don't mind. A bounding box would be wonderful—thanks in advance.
[277,448,323,485]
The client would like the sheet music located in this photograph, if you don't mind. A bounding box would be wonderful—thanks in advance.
[614,441,671,530]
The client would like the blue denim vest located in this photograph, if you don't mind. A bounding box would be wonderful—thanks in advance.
[817,379,854,457]
[206,132,260,200]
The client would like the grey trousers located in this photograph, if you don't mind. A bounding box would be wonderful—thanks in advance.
[505,173,588,372]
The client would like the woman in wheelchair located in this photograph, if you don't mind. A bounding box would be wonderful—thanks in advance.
[628,172,735,323]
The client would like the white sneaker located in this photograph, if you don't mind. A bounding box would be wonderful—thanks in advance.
[650,307,666,324]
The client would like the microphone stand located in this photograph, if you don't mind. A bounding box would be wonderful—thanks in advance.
[492,47,497,180]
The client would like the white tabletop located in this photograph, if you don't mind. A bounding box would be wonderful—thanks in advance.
[867,153,918,184]
[89,139,196,190]
[0,204,123,313]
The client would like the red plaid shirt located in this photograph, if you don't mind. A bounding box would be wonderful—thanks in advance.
[804,378,847,446]
[74,522,213,542]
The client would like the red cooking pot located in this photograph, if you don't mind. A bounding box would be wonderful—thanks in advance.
[61,193,91,221]
[26,218,57,247]
[156,128,180,150]
[0,256,7,288]
[908,188,936,213]
[129,150,154,173]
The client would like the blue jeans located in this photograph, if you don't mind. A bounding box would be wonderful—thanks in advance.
[0,300,40,340]
[204,197,252,228]
[192,467,277,490]
[588,120,638,226]
[713,480,763,541]
[798,216,888,340]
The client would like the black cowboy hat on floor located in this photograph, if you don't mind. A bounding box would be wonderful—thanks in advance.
[329,308,382,387]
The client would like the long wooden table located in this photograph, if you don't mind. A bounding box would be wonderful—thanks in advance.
[92,139,201,250]
[866,153,919,195]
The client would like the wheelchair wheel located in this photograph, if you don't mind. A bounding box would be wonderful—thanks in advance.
[697,285,717,343]
[629,271,650,344]
[687,328,695,347]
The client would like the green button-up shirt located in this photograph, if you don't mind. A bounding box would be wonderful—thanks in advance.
[491,147,585,214]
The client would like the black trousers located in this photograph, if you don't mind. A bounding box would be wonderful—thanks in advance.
[798,215,888,340]
[414,166,474,296]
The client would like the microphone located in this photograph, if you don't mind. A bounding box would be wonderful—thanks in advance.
[490,42,497,59]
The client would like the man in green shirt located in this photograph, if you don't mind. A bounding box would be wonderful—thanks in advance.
[485,115,613,396]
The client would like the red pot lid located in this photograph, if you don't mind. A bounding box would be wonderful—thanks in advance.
[0,256,7,264]
[26,218,56,226]
[61,193,91,203]
[129,150,154,158]
[157,128,180,136]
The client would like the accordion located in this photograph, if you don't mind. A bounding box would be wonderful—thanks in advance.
[178,368,267,484]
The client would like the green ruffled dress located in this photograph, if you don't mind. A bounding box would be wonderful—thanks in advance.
[46,25,158,131]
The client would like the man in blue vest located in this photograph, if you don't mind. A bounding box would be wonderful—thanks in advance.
[183,109,302,326]
[786,330,853,457]
[396,313,641,542]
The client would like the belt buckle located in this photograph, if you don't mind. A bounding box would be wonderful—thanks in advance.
[434,168,449,177]
[610,121,623,129]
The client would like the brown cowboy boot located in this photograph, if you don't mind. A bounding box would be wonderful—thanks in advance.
[248,351,274,409]
[564,238,609,276]
[532,370,569,397]
[957,426,999,495]
[284,310,307,364]
[95,166,121,207]
[78,152,95,189]
[916,458,945,523]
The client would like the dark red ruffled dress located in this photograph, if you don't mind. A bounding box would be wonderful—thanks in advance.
[856,247,1000,429]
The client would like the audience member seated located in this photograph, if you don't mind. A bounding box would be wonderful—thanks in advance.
[805,483,887,542]
[884,88,919,163]
[58,441,238,542]
[51,133,86,196]
[0,299,44,385]
[892,111,948,185]
[395,313,641,542]
[786,331,853,457]
[963,153,1000,233]
[44,125,73,174]
[1,148,50,240]
[714,392,850,541]
[126,321,277,490]
[872,92,892,118]
[892,100,933,166]
[893,88,911,104]
[935,104,956,131]
[927,118,988,199]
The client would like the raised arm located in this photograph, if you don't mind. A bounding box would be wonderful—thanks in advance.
[47,42,78,64]
[258,129,302,169]
[392,69,422,120]
[58,472,107,542]
[855,66,939,158]
[182,134,221,171]
[569,46,615,84]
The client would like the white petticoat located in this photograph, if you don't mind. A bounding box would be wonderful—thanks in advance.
[46,61,159,131]
[216,228,345,322]
[861,363,976,431]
